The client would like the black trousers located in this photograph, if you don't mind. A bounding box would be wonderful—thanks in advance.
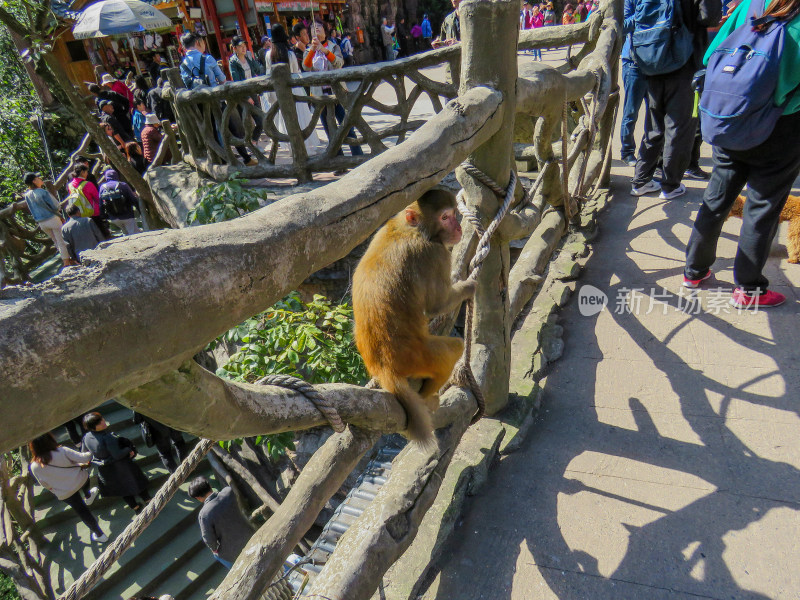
[62,480,102,536]
[155,430,188,472]
[122,489,152,511]
[685,111,800,293]
[633,70,696,193]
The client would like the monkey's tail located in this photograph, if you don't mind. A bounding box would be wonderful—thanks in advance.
[382,375,435,447]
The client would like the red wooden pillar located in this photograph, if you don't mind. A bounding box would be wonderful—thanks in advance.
[200,0,226,66]
[232,0,254,52]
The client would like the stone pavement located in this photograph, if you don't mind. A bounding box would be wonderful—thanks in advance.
[421,111,800,596]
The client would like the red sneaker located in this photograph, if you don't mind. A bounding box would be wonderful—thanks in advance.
[682,271,711,289]
[729,288,786,309]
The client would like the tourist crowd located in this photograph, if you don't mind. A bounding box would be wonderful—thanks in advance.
[619,0,800,308]
[28,409,255,576]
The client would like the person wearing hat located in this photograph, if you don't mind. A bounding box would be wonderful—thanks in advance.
[22,172,72,267]
[99,99,135,143]
[87,83,129,121]
[140,113,171,164]
[257,35,272,68]
[101,73,134,109]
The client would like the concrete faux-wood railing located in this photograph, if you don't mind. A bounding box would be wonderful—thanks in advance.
[0,0,622,597]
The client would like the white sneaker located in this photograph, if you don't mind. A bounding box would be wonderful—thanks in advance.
[659,183,686,200]
[91,531,108,543]
[86,487,100,506]
[631,180,660,196]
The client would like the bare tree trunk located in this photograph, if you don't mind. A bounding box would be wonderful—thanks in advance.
[36,54,170,229]
[455,0,520,415]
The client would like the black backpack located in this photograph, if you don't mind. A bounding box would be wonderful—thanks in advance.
[100,183,127,217]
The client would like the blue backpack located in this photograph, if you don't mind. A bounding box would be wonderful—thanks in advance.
[699,0,789,151]
[631,0,694,75]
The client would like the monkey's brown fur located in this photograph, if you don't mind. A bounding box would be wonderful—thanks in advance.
[730,194,800,263]
[352,189,476,443]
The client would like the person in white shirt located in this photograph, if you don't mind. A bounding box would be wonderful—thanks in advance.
[29,432,107,543]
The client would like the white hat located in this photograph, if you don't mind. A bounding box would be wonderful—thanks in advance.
[101,74,115,85]
[145,113,160,125]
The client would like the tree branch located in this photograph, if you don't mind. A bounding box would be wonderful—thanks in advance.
[0,86,504,453]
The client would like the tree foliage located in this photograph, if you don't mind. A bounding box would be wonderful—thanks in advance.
[214,292,367,458]
[187,175,268,225]
[0,24,47,203]
[218,292,367,386]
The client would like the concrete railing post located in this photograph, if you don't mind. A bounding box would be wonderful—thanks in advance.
[456,0,519,415]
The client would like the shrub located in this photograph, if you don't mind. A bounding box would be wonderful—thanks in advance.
[186,174,267,225]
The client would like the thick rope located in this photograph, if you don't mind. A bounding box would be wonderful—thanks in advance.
[58,438,214,600]
[456,167,517,281]
[255,374,345,433]
[447,163,519,424]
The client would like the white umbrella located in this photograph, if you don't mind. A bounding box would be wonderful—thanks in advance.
[72,0,172,39]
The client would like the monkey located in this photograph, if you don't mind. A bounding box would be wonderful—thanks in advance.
[352,189,477,444]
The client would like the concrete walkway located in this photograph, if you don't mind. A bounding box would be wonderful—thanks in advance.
[422,126,800,596]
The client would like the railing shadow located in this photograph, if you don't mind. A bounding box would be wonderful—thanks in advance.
[428,177,800,599]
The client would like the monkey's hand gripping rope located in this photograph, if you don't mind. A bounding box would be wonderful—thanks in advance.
[449,163,517,425]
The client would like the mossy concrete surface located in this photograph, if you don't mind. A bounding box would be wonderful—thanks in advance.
[372,186,609,600]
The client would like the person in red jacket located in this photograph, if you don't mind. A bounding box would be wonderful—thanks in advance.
[101,73,134,112]
[140,113,171,165]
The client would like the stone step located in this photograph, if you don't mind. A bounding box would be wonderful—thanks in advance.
[153,546,227,600]
[83,504,202,600]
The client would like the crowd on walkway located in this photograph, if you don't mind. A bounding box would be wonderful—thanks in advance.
[620,0,800,309]
[28,408,260,593]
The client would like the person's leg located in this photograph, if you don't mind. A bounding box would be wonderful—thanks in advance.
[689,123,702,169]
[155,437,178,472]
[659,75,696,193]
[39,217,71,264]
[139,489,152,503]
[685,145,749,280]
[321,105,344,157]
[65,419,83,445]
[63,490,103,536]
[228,107,253,163]
[733,115,800,293]
[169,429,188,463]
[334,103,363,156]
[632,77,666,187]
[620,61,647,162]
[110,218,141,235]
[122,495,140,510]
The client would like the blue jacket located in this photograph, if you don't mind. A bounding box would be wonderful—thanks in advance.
[132,110,146,142]
[421,18,433,38]
[622,0,634,61]
[24,187,61,223]
[181,48,226,87]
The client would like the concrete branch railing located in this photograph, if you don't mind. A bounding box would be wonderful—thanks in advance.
[162,15,601,184]
[0,0,621,598]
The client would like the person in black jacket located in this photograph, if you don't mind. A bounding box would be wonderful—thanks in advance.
[88,83,130,121]
[82,411,151,513]
[132,412,188,472]
[629,0,721,200]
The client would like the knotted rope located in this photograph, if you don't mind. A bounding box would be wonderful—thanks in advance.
[446,162,518,424]
[59,438,214,600]
[255,374,345,433]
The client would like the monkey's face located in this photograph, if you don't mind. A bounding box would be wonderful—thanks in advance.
[437,208,462,247]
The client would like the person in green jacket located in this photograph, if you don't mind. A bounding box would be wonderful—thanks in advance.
[684,0,800,308]
[229,35,265,144]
